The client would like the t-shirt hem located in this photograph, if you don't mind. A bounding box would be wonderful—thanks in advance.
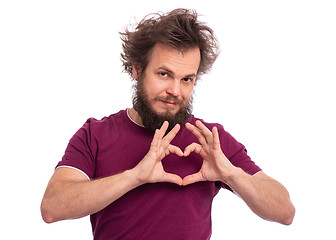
[253,170,263,175]
[55,165,91,181]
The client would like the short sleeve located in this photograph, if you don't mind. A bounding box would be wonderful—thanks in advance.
[56,119,97,180]
[217,125,262,190]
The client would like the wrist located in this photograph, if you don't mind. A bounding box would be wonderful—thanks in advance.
[220,166,244,186]
[128,164,150,187]
[125,167,146,189]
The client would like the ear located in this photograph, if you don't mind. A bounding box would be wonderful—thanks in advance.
[132,64,142,81]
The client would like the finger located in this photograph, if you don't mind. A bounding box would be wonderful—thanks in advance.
[185,122,207,146]
[152,121,169,149]
[212,126,221,151]
[158,121,169,139]
[182,172,203,186]
[150,128,161,149]
[195,120,213,144]
[162,124,180,148]
[162,173,183,186]
[167,145,184,156]
[183,142,202,156]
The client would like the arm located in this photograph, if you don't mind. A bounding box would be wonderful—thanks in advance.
[182,120,295,225]
[41,121,183,223]
[225,170,295,225]
[41,167,140,223]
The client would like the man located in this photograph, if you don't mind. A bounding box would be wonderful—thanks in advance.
[41,8,295,239]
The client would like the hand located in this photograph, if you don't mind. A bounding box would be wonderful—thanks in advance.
[134,121,183,186]
[182,120,236,186]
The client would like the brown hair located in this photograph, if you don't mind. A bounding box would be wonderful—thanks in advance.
[120,8,220,79]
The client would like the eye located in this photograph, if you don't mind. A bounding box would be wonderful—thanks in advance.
[159,72,168,78]
[182,77,194,83]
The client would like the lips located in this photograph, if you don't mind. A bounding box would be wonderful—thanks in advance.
[157,96,181,104]
[162,99,176,104]
[161,100,177,108]
[153,96,184,111]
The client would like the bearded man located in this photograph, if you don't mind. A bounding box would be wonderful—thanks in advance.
[41,8,295,240]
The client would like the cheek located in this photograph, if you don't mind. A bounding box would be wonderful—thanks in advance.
[181,87,194,101]
[143,74,166,93]
[145,85,165,100]
[142,79,160,97]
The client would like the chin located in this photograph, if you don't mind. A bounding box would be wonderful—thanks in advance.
[157,108,179,116]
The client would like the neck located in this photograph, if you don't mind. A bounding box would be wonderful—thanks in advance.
[127,108,144,127]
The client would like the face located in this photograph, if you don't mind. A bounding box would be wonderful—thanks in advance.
[132,43,201,132]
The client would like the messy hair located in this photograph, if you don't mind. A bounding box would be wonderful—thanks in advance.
[120,8,220,79]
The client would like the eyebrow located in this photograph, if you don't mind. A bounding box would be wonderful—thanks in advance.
[157,66,197,78]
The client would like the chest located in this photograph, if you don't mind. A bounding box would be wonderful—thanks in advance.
[93,128,203,179]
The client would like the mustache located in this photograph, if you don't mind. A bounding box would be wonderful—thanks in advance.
[154,96,184,105]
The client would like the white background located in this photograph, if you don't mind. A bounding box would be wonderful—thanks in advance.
[1,0,335,239]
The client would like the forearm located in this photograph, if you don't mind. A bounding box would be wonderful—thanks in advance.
[224,168,295,225]
[42,123,184,224]
[41,169,141,223]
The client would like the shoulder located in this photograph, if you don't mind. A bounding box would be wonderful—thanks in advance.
[83,110,126,130]
[71,110,126,142]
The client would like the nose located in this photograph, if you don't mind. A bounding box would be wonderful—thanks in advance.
[166,79,181,97]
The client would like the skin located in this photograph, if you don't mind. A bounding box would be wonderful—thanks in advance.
[41,43,295,225]
[129,43,198,122]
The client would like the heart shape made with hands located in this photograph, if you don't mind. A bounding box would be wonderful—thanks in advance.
[160,142,202,180]
[156,120,233,186]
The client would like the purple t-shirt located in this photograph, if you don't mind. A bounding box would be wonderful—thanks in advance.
[57,109,261,239]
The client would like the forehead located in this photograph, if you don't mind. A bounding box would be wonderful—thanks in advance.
[147,43,201,75]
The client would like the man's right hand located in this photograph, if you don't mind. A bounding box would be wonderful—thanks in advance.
[41,121,183,223]
[133,121,183,186]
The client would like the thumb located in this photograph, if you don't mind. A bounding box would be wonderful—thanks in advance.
[182,172,203,186]
[162,173,183,186]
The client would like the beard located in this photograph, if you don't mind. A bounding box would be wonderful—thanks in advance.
[132,78,193,133]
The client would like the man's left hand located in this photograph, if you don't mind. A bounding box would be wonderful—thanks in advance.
[182,120,236,186]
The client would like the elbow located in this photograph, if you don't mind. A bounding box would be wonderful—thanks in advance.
[40,198,58,224]
[281,204,296,226]
[42,214,55,224]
